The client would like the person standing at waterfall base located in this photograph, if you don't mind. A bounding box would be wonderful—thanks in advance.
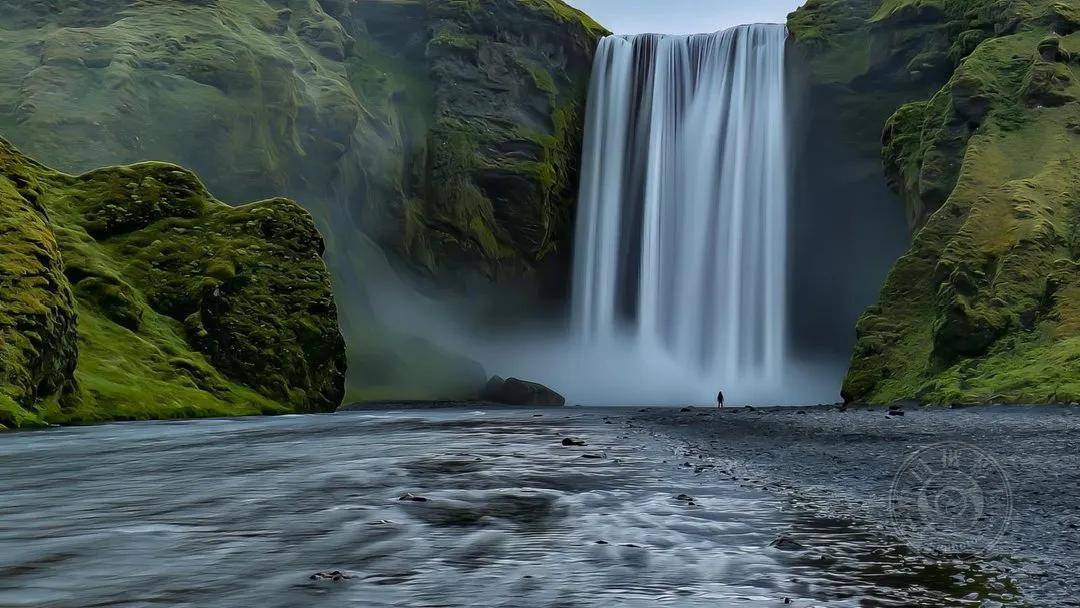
[717,390,725,410]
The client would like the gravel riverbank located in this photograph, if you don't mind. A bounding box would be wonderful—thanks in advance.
[632,404,1080,606]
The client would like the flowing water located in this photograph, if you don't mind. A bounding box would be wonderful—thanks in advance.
[0,410,1018,607]
[571,25,791,404]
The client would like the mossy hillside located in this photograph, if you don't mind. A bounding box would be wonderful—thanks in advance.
[0,0,605,399]
[388,0,608,281]
[843,28,1080,404]
[0,147,78,428]
[792,0,1079,226]
[0,0,605,282]
[0,138,346,428]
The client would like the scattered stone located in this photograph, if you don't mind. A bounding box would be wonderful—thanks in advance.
[398,493,428,502]
[561,437,587,446]
[310,570,353,582]
[770,536,807,551]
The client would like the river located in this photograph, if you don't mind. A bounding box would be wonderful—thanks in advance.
[0,408,1021,607]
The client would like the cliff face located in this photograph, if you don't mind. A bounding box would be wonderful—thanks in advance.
[0,0,604,399]
[0,138,345,429]
[0,0,604,282]
[791,0,1080,404]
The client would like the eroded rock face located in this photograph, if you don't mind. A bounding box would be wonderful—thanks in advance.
[0,138,346,427]
[0,0,605,286]
[792,0,1080,404]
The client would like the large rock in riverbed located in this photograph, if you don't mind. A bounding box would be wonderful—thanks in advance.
[481,376,566,406]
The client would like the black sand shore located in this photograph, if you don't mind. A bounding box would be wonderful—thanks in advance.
[632,404,1080,606]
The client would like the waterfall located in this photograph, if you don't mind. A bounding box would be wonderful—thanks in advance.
[571,24,791,404]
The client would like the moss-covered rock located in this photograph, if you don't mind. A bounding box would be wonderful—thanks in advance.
[0,138,346,428]
[793,0,1080,404]
[0,147,78,429]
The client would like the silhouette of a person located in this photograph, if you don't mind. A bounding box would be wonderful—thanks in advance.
[717,390,725,410]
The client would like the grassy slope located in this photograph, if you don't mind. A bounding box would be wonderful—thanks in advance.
[0,138,345,429]
[792,0,1080,404]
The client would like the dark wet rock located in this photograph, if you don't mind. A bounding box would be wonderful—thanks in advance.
[310,570,353,582]
[680,407,694,412]
[581,453,603,459]
[561,437,586,446]
[770,537,808,551]
[595,540,609,545]
[675,494,695,502]
[482,375,506,399]
[887,409,906,417]
[481,376,566,406]
[398,493,429,502]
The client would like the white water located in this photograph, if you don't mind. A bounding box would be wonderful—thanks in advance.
[570,24,794,404]
[362,24,838,405]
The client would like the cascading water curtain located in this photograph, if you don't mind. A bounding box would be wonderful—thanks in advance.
[572,24,789,398]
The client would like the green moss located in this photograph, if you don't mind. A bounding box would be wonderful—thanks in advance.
[788,0,880,82]
[0,142,78,425]
[842,24,1080,404]
[0,137,346,427]
[791,0,1080,405]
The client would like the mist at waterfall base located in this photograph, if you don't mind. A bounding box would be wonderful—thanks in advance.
[360,24,906,407]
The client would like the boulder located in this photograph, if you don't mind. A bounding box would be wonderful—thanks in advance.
[481,376,565,406]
